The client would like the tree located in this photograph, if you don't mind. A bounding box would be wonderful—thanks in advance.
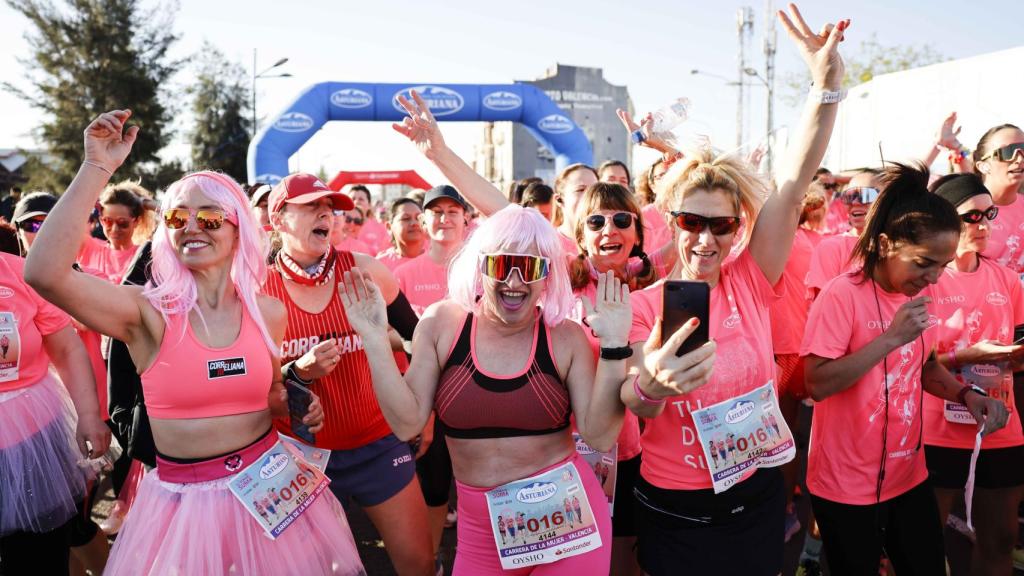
[4,0,180,187]
[783,34,947,105]
[187,43,252,182]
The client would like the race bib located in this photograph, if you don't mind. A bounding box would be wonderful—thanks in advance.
[0,312,21,383]
[228,439,330,539]
[692,381,796,494]
[484,461,602,569]
[945,362,1014,424]
[573,434,617,516]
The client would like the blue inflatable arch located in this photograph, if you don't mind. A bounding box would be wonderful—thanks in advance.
[247,82,593,184]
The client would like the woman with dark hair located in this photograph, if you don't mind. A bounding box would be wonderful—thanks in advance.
[802,164,1009,574]
[974,123,1024,273]
[79,180,156,283]
[520,181,556,223]
[376,198,425,272]
[598,160,631,189]
[925,172,1024,575]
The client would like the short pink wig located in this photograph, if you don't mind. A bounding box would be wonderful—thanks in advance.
[447,204,573,326]
[142,171,275,354]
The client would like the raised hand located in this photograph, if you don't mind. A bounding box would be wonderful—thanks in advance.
[638,317,717,399]
[778,4,847,90]
[581,271,632,348]
[392,91,449,161]
[83,109,138,173]
[616,108,675,155]
[936,111,963,150]
[338,268,389,337]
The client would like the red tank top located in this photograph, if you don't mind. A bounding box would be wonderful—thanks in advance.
[263,250,392,450]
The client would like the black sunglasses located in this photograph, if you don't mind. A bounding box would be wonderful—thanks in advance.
[585,212,634,232]
[960,206,999,224]
[982,142,1024,163]
[346,216,364,225]
[670,211,742,235]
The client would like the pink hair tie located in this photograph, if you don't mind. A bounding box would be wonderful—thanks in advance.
[633,372,665,406]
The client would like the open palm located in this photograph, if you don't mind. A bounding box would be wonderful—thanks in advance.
[392,91,448,161]
[338,268,389,337]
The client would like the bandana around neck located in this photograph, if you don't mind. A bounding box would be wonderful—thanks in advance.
[277,249,337,286]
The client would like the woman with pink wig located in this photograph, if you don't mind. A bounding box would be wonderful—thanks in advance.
[339,203,634,574]
[25,109,365,575]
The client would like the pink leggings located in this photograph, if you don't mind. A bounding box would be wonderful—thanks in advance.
[452,452,612,575]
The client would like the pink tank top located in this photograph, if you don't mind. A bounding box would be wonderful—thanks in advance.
[142,307,273,419]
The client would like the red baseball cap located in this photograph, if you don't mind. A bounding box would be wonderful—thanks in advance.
[268,173,354,214]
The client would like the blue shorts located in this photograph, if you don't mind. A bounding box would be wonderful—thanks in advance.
[325,434,416,507]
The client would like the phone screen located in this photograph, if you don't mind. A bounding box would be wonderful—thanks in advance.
[661,281,710,357]
[285,379,315,444]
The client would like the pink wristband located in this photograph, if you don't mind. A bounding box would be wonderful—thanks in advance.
[633,373,665,406]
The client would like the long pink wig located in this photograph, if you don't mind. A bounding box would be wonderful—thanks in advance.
[447,204,573,326]
[142,171,276,354]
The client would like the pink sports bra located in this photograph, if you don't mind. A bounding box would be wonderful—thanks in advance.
[142,307,273,419]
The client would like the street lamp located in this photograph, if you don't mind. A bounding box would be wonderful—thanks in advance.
[690,69,738,85]
[252,50,292,133]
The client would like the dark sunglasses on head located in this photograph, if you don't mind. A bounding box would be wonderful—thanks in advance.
[100,216,136,229]
[162,207,236,230]
[960,206,999,224]
[982,142,1024,162]
[17,219,45,233]
[585,212,634,232]
[670,211,742,236]
[479,253,551,284]
[841,187,880,206]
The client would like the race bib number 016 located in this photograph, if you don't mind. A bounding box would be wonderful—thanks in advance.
[228,439,330,539]
[573,434,617,516]
[484,461,602,569]
[945,362,1014,424]
[692,381,795,494]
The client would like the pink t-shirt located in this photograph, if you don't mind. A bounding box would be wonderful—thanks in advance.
[77,238,139,284]
[801,274,936,504]
[823,199,850,236]
[333,237,372,255]
[805,233,859,296]
[394,253,449,317]
[982,193,1024,274]
[925,258,1024,449]
[641,204,673,257]
[571,282,641,461]
[770,228,818,355]
[628,250,782,490]
[0,253,72,392]
[376,247,417,273]
[558,230,579,258]
[358,218,391,256]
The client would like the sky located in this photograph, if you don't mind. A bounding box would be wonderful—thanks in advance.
[1,0,1022,186]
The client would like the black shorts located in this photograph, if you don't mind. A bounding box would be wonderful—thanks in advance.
[810,480,945,576]
[925,444,1024,489]
[324,434,417,507]
[635,467,784,576]
[612,453,641,538]
[415,418,453,507]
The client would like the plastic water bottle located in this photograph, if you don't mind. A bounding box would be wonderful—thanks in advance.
[650,97,691,141]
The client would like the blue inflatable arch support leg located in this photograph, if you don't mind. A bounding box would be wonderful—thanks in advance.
[247,82,593,184]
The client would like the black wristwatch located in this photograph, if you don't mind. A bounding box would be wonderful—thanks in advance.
[599,346,634,360]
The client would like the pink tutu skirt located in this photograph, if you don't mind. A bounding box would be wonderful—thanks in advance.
[0,373,89,536]
[105,431,366,575]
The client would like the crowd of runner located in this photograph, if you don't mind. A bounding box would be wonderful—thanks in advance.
[1,5,1022,576]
